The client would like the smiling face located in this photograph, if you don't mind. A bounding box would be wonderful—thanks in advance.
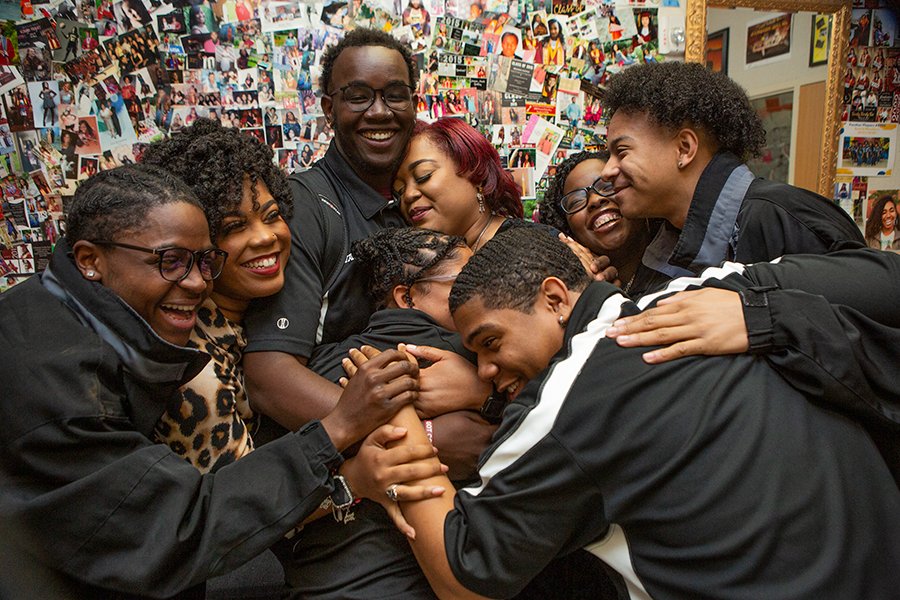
[882,200,897,231]
[89,202,213,346]
[210,178,291,316]
[454,295,564,401]
[394,135,480,237]
[602,110,682,223]
[563,159,640,255]
[501,33,518,57]
[322,46,416,186]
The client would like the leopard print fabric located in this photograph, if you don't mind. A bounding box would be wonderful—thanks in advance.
[155,298,258,473]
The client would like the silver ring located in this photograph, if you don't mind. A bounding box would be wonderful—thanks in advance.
[385,484,399,502]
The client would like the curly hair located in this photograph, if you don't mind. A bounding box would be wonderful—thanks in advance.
[449,227,590,314]
[865,194,897,241]
[140,118,293,241]
[412,119,523,218]
[318,28,419,95]
[602,62,766,162]
[352,227,468,309]
[541,150,610,236]
[66,164,202,244]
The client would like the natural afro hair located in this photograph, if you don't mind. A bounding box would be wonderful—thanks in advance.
[541,150,610,236]
[450,227,590,314]
[140,118,293,241]
[602,62,766,162]
[318,28,419,96]
[352,227,467,309]
[65,164,202,245]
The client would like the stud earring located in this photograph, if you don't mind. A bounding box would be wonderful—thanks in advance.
[558,315,566,327]
[677,161,683,169]
[86,270,95,278]
[476,190,486,213]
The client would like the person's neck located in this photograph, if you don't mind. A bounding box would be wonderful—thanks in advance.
[210,291,248,324]
[465,213,503,252]
[882,225,894,237]
[339,146,394,194]
[669,153,713,230]
[608,223,654,286]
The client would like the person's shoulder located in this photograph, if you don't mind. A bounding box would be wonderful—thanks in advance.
[498,217,560,238]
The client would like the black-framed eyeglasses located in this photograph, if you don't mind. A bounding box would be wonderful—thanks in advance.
[558,176,616,215]
[91,240,228,282]
[327,83,415,113]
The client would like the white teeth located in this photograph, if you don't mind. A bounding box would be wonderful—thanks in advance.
[160,303,197,313]
[593,213,621,230]
[362,131,393,140]
[243,256,276,269]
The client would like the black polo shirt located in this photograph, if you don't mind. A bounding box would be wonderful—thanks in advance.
[244,144,405,358]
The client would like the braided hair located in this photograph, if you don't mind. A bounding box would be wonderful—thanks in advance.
[449,227,590,314]
[541,150,610,236]
[140,118,293,241]
[352,227,467,309]
[66,164,201,244]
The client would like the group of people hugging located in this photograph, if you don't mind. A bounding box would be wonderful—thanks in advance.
[2,28,900,600]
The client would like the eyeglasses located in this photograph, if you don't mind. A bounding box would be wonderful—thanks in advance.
[414,273,458,284]
[91,240,228,282]
[558,176,616,215]
[327,83,415,113]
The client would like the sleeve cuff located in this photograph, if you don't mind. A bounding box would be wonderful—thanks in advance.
[739,286,777,353]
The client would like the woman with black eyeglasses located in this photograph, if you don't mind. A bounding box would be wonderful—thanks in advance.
[0,163,437,599]
[542,150,668,298]
[141,118,294,473]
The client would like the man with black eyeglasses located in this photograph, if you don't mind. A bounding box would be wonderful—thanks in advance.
[242,28,492,599]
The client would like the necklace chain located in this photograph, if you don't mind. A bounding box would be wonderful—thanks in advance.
[472,216,495,252]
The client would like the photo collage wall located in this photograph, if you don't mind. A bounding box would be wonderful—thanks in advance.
[835,2,900,238]
[0,0,669,290]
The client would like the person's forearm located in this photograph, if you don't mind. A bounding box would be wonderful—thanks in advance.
[389,407,488,600]
[244,351,341,430]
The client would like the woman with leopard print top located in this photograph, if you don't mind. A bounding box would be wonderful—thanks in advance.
[143,118,294,473]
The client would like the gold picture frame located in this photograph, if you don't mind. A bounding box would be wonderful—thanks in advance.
[685,0,851,197]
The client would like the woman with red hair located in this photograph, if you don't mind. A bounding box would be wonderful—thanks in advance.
[393,118,524,252]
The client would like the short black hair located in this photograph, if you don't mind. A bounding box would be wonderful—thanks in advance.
[602,62,766,162]
[65,164,201,244]
[541,150,610,236]
[318,28,419,95]
[353,227,467,308]
[450,227,590,314]
[140,118,292,241]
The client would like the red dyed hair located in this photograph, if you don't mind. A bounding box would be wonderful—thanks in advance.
[412,118,523,218]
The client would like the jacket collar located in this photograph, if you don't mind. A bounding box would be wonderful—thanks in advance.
[42,240,209,436]
[564,281,635,346]
[641,151,755,276]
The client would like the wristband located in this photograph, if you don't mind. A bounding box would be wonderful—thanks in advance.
[423,419,434,443]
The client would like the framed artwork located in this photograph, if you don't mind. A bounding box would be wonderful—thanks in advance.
[745,13,792,67]
[810,14,831,67]
[706,28,728,74]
